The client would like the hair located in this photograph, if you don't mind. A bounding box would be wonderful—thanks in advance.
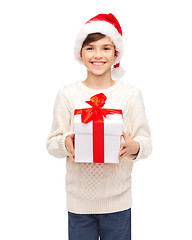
[82,32,106,48]
[80,32,117,57]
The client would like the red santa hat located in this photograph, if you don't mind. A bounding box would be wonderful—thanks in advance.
[74,13,125,79]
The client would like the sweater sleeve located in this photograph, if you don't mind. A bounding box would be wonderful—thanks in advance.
[128,89,152,162]
[46,88,74,158]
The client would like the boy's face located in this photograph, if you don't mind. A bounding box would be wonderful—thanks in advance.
[80,36,117,77]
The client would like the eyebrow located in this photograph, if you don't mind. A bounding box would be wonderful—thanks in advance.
[103,44,114,47]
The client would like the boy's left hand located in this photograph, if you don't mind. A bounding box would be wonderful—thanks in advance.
[118,131,140,160]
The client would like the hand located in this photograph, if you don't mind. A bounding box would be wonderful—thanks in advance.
[118,131,140,160]
[65,133,75,162]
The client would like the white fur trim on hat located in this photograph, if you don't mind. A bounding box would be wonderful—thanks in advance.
[112,65,125,79]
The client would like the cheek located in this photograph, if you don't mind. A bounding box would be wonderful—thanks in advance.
[107,52,116,63]
[81,52,92,62]
[107,49,116,58]
[82,57,90,66]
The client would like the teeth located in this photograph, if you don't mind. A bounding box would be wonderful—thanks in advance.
[92,62,105,65]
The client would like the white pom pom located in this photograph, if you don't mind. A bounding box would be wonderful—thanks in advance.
[111,66,125,79]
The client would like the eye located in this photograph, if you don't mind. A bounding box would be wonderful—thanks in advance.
[86,47,93,50]
[104,47,110,50]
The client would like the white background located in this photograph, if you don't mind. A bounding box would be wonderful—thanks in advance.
[0,0,192,239]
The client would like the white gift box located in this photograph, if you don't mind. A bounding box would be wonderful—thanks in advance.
[73,100,123,163]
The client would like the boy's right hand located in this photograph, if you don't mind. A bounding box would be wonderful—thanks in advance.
[65,133,75,162]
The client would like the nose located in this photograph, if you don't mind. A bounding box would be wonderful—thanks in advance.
[94,49,102,59]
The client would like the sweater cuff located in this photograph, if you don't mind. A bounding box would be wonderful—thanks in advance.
[54,132,74,158]
[60,132,74,156]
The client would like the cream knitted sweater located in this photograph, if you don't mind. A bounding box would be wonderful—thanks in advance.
[46,80,152,214]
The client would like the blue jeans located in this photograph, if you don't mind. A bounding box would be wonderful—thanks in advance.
[68,208,131,240]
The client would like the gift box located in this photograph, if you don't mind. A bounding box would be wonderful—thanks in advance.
[73,93,123,163]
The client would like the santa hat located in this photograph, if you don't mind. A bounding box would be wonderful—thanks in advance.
[74,13,125,79]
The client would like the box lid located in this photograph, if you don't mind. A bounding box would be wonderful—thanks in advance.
[73,101,123,135]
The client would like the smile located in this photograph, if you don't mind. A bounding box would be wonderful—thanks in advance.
[91,62,106,66]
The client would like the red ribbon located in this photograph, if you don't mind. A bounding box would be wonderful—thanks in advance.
[74,93,123,163]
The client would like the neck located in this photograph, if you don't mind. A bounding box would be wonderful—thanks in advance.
[83,70,115,90]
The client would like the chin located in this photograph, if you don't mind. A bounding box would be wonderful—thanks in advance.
[88,68,111,77]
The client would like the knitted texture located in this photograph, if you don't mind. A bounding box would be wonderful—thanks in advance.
[46,80,152,214]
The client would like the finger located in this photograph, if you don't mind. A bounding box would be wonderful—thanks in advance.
[65,134,74,145]
[68,145,75,161]
[70,133,75,140]
[69,135,75,149]
[71,154,75,162]
[69,145,75,162]
[119,148,126,156]
[69,152,75,162]
[122,131,131,139]
[65,139,75,160]
[123,131,128,137]
[72,148,75,160]
[120,142,127,148]
[67,137,74,149]
[119,152,127,160]
[121,131,127,141]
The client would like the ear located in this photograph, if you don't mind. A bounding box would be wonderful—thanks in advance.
[113,49,118,63]
[80,50,83,62]
[115,50,119,58]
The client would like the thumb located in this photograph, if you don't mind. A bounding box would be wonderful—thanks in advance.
[122,131,128,138]
[69,133,75,139]
[122,131,131,141]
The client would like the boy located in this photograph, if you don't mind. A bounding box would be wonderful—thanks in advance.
[46,13,152,240]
